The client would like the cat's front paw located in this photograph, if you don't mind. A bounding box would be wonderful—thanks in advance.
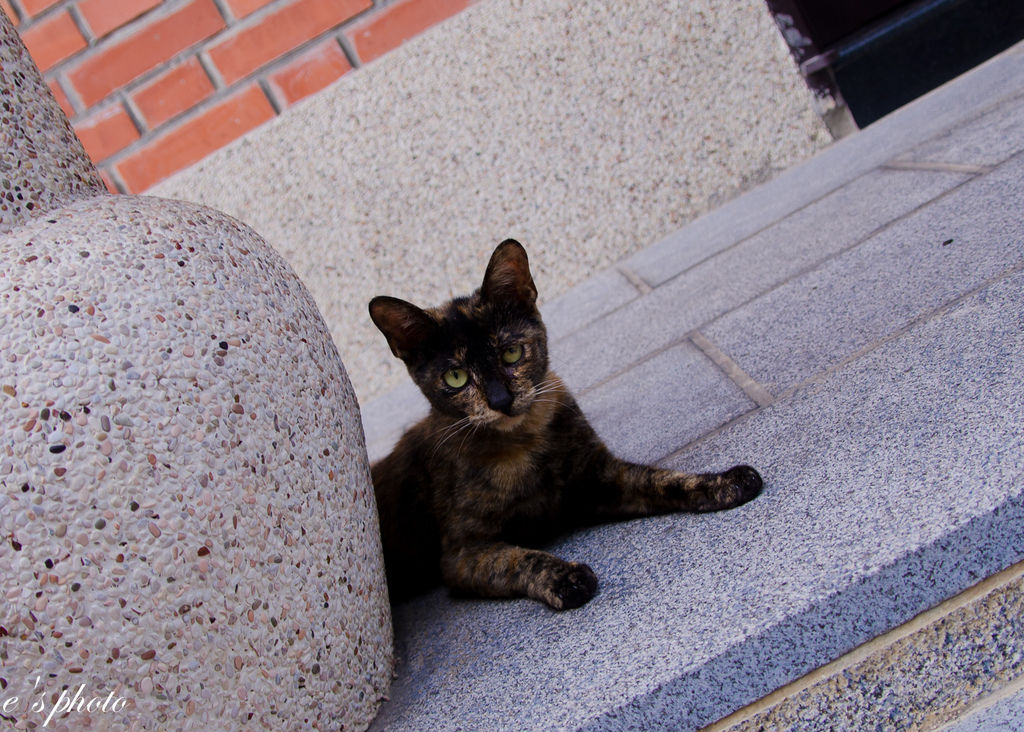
[541,561,598,611]
[714,465,763,508]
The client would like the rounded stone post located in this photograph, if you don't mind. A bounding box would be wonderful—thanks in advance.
[0,14,391,731]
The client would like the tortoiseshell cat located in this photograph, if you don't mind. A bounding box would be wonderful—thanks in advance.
[369,240,762,610]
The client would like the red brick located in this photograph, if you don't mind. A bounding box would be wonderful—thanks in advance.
[20,0,60,17]
[78,0,162,39]
[68,0,225,108]
[208,0,370,85]
[98,169,122,194]
[223,0,275,19]
[269,39,351,106]
[48,79,75,118]
[74,103,140,161]
[2,0,19,26]
[21,10,87,72]
[115,85,275,192]
[132,58,215,128]
[347,0,471,65]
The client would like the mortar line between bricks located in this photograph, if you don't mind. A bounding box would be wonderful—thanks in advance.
[259,78,284,115]
[335,30,362,69]
[689,331,773,408]
[661,260,1024,466]
[705,559,1024,732]
[121,95,149,136]
[65,3,93,44]
[197,50,227,91]
[209,0,235,24]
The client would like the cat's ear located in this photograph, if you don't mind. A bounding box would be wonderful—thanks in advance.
[481,239,537,309]
[368,296,437,359]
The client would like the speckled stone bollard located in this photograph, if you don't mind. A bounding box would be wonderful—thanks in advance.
[0,14,392,731]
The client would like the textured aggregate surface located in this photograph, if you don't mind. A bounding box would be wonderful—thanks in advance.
[724,565,1024,731]
[0,16,104,236]
[1,13,393,729]
[1,196,393,730]
[150,0,830,405]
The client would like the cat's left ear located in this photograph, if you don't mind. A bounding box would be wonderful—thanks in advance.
[481,239,537,309]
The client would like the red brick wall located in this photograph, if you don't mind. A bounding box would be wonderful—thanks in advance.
[4,0,475,192]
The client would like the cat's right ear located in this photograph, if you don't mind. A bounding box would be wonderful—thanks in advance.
[368,296,437,360]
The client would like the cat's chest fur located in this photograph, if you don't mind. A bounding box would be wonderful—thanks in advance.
[440,382,564,524]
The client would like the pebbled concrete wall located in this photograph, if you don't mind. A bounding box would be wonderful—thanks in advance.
[1,12,392,730]
[150,0,831,404]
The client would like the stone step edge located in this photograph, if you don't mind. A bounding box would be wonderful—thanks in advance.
[705,559,1024,731]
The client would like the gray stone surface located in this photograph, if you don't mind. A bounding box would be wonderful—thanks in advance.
[717,563,1024,731]
[897,91,1024,168]
[540,266,642,342]
[150,0,829,405]
[706,154,1024,395]
[945,686,1024,732]
[364,39,1024,732]
[0,15,103,235]
[553,166,969,394]
[577,342,754,465]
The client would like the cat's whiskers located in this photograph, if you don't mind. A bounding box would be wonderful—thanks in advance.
[429,415,475,457]
[456,420,483,455]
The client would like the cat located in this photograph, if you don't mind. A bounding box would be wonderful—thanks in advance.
[368,240,762,610]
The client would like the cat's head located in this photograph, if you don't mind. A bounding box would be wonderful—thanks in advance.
[369,239,550,429]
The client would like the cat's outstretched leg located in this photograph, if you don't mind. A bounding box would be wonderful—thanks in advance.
[583,460,763,519]
[440,541,598,610]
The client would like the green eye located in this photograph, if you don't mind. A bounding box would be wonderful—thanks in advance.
[501,344,523,364]
[443,369,468,388]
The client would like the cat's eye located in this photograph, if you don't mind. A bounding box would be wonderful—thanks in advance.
[443,368,468,389]
[501,344,523,364]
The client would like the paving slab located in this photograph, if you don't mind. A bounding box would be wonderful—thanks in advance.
[896,90,1024,168]
[553,166,968,394]
[705,152,1024,396]
[541,266,642,342]
[576,342,755,465]
[714,563,1024,731]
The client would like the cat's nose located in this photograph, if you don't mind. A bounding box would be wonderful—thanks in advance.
[485,380,514,414]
